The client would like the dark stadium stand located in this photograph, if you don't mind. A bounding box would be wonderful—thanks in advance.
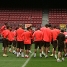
[0,0,67,28]
[0,9,42,28]
[49,9,67,26]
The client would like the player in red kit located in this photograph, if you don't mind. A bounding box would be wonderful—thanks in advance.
[64,31,67,57]
[16,24,24,57]
[33,28,43,57]
[50,26,60,59]
[22,27,32,58]
[43,24,52,58]
[57,29,65,62]
[1,26,10,57]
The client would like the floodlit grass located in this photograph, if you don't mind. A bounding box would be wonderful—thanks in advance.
[0,43,67,67]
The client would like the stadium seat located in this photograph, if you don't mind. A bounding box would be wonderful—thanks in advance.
[0,9,42,28]
[49,9,67,26]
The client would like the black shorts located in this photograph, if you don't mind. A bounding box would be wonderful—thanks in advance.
[8,41,13,45]
[13,40,16,47]
[31,39,33,44]
[41,41,44,46]
[58,45,64,52]
[51,39,53,45]
[43,41,50,47]
[3,38,8,48]
[58,42,64,52]
[34,41,42,49]
[17,41,24,49]
[53,40,57,50]
[24,44,31,50]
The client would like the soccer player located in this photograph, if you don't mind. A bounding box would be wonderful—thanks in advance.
[22,27,32,58]
[50,26,60,59]
[12,27,18,54]
[16,24,24,57]
[8,27,14,52]
[1,22,8,50]
[28,27,33,53]
[43,24,52,58]
[57,29,65,62]
[1,26,10,57]
[1,22,8,33]
[33,28,43,57]
[64,31,67,57]
[47,24,52,53]
[40,26,46,56]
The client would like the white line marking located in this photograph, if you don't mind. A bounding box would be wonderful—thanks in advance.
[21,53,34,67]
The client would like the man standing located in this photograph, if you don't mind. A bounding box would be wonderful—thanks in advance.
[2,26,10,57]
[50,26,60,59]
[16,24,24,57]
[57,29,65,62]
[64,31,67,57]
[33,28,43,57]
[22,27,32,58]
[1,22,8,33]
[43,24,52,58]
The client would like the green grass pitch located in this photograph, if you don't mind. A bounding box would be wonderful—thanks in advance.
[0,43,67,67]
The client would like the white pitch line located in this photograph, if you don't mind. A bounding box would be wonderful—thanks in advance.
[21,53,34,67]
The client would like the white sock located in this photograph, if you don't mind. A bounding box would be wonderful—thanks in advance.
[65,54,66,56]
[14,51,16,54]
[52,54,53,55]
[20,49,22,53]
[21,52,24,57]
[42,51,45,55]
[9,48,11,51]
[29,50,32,53]
[42,51,44,54]
[55,54,57,59]
[13,50,15,53]
[34,53,36,57]
[57,58,60,60]
[40,53,42,57]
[17,52,20,57]
[62,57,64,61]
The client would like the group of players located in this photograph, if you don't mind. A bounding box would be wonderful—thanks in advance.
[0,22,67,62]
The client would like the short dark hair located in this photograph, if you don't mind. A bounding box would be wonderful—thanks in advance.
[18,24,22,27]
[61,29,64,32]
[36,28,40,30]
[27,27,31,30]
[45,24,48,27]
[48,24,51,27]
[6,25,10,29]
[15,27,18,30]
[4,22,8,25]
[53,26,56,28]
